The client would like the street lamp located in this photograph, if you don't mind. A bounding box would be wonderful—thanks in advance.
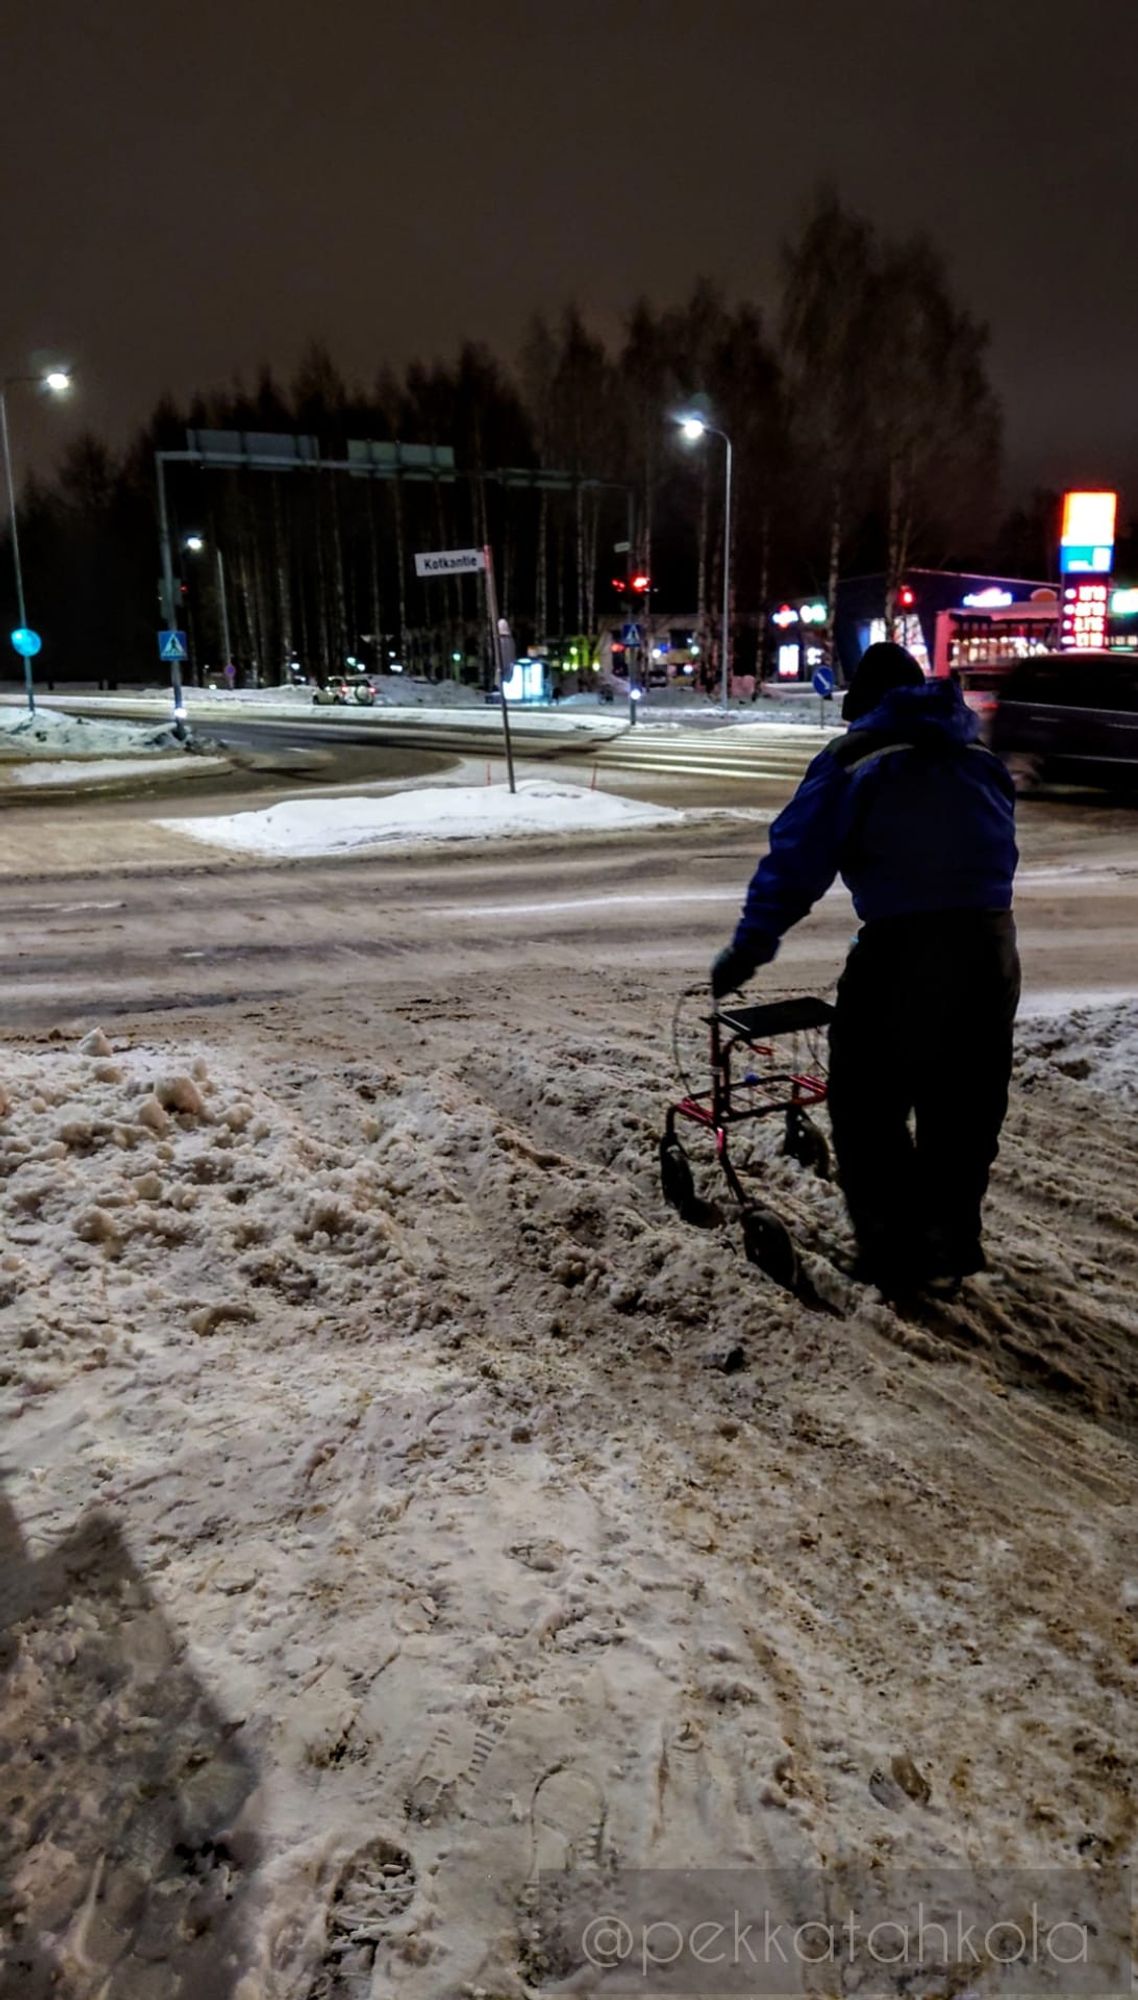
[675,412,734,710]
[182,531,234,685]
[1,367,72,713]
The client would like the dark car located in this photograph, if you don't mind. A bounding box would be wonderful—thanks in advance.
[988,650,1138,790]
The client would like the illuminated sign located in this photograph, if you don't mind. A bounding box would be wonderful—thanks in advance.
[777,643,800,678]
[1110,588,1138,616]
[1060,490,1116,575]
[502,657,546,701]
[1061,490,1116,543]
[799,600,827,625]
[962,587,1014,609]
[771,604,798,628]
[1060,580,1109,652]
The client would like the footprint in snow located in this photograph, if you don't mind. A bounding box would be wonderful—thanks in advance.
[306,1837,417,1999]
[528,1764,608,1880]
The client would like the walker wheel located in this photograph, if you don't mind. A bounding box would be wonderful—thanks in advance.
[742,1207,799,1291]
[659,1135,698,1223]
[784,1108,831,1180]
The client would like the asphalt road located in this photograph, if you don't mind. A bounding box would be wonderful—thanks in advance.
[3,699,1135,1031]
[31,696,833,810]
[2,804,1135,1032]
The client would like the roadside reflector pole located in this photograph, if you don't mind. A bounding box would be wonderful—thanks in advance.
[483,543,516,796]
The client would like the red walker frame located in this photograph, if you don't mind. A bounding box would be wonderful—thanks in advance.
[662,995,834,1221]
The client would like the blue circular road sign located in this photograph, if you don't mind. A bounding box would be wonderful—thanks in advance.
[10,626,42,658]
[812,665,835,698]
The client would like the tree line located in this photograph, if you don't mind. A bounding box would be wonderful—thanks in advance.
[2,193,1056,689]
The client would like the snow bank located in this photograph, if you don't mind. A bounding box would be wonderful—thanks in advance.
[1,754,228,790]
[1017,995,1138,1102]
[156,676,487,709]
[156,777,681,857]
[0,704,185,760]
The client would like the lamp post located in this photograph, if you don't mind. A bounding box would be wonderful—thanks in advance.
[676,413,733,711]
[183,531,234,683]
[1,369,72,713]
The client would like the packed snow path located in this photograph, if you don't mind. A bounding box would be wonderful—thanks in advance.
[1,984,1135,1997]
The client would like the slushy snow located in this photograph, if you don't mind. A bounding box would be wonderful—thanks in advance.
[0,1000,1135,1995]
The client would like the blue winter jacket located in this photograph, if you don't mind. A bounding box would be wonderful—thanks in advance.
[733,678,1018,965]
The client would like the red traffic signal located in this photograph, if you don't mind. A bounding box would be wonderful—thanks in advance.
[898,584,916,609]
[630,572,651,593]
[610,577,626,592]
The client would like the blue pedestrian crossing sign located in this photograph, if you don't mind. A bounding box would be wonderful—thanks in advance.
[620,623,643,646]
[158,630,188,662]
[812,665,835,698]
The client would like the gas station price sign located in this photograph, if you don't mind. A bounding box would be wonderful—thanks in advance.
[1058,491,1116,651]
[1061,579,1109,650]
[1059,490,1116,575]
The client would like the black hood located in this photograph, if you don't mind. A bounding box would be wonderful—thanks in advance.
[842,642,925,721]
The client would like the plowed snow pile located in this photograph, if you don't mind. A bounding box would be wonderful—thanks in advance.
[157,779,681,856]
[1,1003,1135,1997]
[0,706,185,760]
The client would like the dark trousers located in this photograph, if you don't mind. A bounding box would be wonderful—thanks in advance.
[827,910,1020,1277]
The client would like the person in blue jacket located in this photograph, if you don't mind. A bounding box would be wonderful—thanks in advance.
[711,641,1020,1295]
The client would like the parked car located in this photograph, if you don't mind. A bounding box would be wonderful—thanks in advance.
[312,673,377,707]
[988,650,1138,789]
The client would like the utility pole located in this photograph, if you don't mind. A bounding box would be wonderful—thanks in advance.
[215,543,234,676]
[1,369,72,714]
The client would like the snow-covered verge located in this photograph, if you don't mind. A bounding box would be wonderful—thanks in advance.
[156,778,682,857]
[0,1001,1134,1997]
[1,754,229,792]
[0,705,187,761]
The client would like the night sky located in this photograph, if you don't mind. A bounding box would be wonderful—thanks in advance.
[3,0,1137,504]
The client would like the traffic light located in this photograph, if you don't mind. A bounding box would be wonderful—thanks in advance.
[898,584,916,609]
[631,572,651,593]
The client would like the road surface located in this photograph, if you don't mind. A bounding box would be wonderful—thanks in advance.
[20,691,836,807]
[2,803,1135,1030]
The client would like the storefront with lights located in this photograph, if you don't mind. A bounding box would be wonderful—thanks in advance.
[766,504,1136,684]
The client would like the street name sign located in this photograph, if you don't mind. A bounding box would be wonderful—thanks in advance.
[414,548,486,578]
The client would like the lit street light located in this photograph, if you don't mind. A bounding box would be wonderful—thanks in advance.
[675,411,734,711]
[182,531,234,685]
[1,367,72,713]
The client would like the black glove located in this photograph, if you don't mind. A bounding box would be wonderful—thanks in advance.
[710,943,755,1000]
